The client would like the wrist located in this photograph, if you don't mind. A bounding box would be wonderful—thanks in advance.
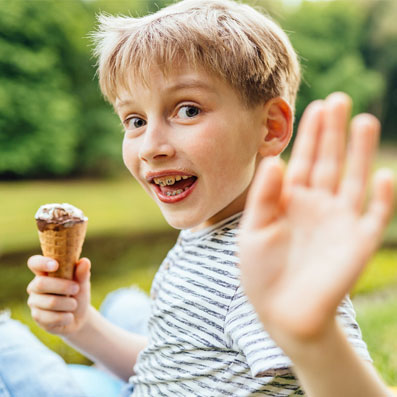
[283,318,391,397]
[63,305,98,343]
[283,317,340,367]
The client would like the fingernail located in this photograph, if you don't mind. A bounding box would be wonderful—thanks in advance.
[46,260,57,271]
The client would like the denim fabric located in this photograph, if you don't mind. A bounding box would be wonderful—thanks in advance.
[99,286,151,336]
[0,316,87,397]
[68,365,124,397]
[0,287,151,397]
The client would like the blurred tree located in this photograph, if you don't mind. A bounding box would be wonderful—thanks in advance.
[0,1,125,178]
[278,0,385,128]
[0,0,393,179]
[0,0,81,177]
[0,0,171,179]
[359,0,397,141]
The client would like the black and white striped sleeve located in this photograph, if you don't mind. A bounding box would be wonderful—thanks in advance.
[224,285,293,377]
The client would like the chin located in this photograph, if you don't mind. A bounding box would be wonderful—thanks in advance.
[161,210,203,230]
[163,216,196,230]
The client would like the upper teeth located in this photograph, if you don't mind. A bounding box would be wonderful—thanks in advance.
[153,175,190,186]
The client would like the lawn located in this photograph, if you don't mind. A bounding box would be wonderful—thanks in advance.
[1,233,397,380]
[0,145,396,383]
[1,145,395,255]
[1,231,177,365]
[354,288,397,386]
[0,172,170,255]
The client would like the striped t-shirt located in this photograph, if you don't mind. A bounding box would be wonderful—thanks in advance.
[130,213,371,396]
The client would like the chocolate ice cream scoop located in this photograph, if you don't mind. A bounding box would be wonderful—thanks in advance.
[35,203,88,279]
[35,203,88,231]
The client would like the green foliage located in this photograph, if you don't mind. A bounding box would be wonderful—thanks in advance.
[0,0,396,179]
[0,0,122,178]
[280,1,384,120]
[0,1,78,176]
[358,0,397,141]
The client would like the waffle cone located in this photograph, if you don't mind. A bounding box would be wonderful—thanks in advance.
[37,221,87,280]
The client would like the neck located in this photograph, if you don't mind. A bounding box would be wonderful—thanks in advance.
[191,188,248,232]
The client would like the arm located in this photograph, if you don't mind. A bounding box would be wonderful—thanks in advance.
[289,319,389,397]
[239,93,395,396]
[65,306,147,381]
[27,256,147,381]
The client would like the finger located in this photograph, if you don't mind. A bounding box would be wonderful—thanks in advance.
[360,168,395,246]
[285,100,324,188]
[27,255,59,276]
[74,258,91,301]
[243,157,284,230]
[340,114,380,212]
[31,308,73,329]
[75,258,91,285]
[27,294,78,312]
[27,276,79,296]
[310,92,351,192]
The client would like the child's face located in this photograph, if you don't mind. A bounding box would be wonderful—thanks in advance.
[116,63,269,230]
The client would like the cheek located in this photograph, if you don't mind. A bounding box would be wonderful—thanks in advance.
[190,122,232,161]
[122,138,138,176]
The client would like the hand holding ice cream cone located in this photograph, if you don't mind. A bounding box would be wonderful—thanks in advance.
[35,203,88,280]
[28,205,90,336]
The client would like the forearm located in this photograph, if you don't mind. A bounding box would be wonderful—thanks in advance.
[64,306,148,381]
[285,319,390,397]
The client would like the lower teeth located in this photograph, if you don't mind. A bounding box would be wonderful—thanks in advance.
[166,188,185,197]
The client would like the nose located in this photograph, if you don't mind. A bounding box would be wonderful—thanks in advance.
[138,121,176,162]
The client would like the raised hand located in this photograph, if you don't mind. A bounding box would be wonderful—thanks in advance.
[239,93,395,341]
[26,256,92,336]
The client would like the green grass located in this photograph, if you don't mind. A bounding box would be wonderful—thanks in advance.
[2,239,396,371]
[1,231,177,364]
[0,174,171,254]
[0,145,396,379]
[353,249,397,295]
[354,289,397,385]
[1,146,395,255]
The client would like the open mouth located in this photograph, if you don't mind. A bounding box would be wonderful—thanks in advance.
[150,174,198,203]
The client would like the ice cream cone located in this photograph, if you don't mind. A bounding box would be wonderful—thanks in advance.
[35,204,88,280]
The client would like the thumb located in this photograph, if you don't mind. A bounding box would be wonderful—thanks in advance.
[75,257,91,286]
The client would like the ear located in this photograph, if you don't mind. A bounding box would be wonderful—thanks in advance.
[258,97,293,157]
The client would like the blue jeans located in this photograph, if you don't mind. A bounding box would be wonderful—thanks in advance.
[0,287,151,397]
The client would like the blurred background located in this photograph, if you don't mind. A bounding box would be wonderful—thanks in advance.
[0,0,396,385]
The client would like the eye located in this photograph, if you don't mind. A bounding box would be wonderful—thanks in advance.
[125,117,146,130]
[177,105,201,119]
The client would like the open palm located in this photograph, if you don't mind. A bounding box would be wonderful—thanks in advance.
[239,93,394,340]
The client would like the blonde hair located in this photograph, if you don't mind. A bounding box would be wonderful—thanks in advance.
[91,0,300,109]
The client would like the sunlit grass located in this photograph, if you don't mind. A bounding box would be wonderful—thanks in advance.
[0,173,170,255]
[2,238,396,374]
[0,145,396,381]
[7,261,159,365]
[2,232,175,364]
[1,147,395,255]
[353,249,397,296]
[354,289,397,386]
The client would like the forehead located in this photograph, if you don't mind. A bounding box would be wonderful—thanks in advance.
[114,63,231,110]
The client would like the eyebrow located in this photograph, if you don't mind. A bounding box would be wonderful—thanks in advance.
[115,80,216,110]
[166,80,216,94]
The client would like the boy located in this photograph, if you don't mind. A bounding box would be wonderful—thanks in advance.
[2,0,395,396]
